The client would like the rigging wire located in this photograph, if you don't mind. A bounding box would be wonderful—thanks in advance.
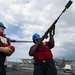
[29,0,51,35]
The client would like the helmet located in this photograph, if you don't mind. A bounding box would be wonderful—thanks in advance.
[32,33,40,41]
[0,22,6,29]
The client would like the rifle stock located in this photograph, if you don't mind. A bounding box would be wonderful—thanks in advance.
[41,0,73,41]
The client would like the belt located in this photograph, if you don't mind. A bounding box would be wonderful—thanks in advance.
[34,60,46,64]
[35,58,53,64]
[42,60,46,63]
[42,59,53,63]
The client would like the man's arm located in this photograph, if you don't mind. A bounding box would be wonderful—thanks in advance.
[0,47,14,56]
[48,29,55,49]
[29,39,42,56]
[29,45,38,56]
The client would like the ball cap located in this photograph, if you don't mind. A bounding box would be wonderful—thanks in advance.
[32,33,41,41]
[0,22,6,29]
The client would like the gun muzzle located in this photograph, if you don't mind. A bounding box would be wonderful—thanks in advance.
[65,0,73,9]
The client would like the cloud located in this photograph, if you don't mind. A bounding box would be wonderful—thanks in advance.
[0,0,75,60]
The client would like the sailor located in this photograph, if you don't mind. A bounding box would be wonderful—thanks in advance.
[29,28,57,75]
[0,22,15,75]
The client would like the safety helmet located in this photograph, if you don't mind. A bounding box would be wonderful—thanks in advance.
[32,33,41,41]
[0,22,6,29]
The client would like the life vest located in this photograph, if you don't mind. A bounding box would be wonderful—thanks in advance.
[33,42,53,62]
[0,32,10,47]
[0,32,10,66]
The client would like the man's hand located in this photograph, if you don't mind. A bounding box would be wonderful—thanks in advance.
[8,46,15,55]
[48,28,53,33]
[36,38,42,45]
[5,47,14,55]
[0,46,15,56]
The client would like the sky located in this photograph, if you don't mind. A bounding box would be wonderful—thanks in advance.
[0,0,75,61]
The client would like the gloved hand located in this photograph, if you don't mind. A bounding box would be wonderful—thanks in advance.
[48,28,53,33]
[0,46,15,56]
[9,46,15,51]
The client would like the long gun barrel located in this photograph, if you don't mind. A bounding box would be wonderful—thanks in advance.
[9,1,73,43]
[10,40,33,43]
[41,0,73,41]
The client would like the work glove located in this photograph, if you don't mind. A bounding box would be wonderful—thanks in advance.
[9,46,15,51]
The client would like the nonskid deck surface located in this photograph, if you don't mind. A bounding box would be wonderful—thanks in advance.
[6,67,73,75]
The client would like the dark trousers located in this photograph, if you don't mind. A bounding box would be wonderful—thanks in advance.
[0,65,6,75]
[34,59,57,75]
